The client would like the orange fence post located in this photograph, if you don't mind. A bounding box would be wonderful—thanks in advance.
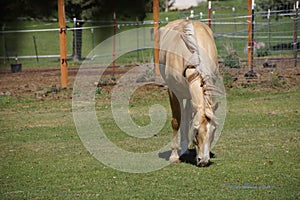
[58,0,68,88]
[247,0,252,73]
[153,0,160,76]
[245,0,257,78]
[247,0,253,73]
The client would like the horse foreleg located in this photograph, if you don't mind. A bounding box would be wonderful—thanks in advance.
[168,90,181,163]
[180,99,193,154]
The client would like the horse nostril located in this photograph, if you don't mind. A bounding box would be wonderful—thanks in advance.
[196,157,210,167]
[197,157,201,163]
[196,157,202,166]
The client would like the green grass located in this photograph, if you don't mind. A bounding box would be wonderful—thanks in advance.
[0,87,299,199]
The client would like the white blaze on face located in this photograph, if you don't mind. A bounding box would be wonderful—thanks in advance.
[206,122,211,138]
[204,122,211,156]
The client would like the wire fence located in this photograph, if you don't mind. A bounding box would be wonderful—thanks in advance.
[0,8,299,85]
[210,8,299,86]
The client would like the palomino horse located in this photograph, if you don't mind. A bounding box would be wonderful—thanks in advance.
[159,19,220,167]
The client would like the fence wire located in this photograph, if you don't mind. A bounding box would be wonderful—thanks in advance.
[0,9,299,85]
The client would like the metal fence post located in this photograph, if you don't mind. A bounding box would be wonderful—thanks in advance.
[112,12,117,77]
[73,18,77,60]
[268,9,271,56]
[32,35,39,62]
[136,17,139,62]
[91,28,94,58]
[232,7,236,36]
[294,1,299,68]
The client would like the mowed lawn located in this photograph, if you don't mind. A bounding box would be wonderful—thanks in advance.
[0,87,299,199]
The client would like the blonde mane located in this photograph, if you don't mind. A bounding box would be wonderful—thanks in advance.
[181,22,219,124]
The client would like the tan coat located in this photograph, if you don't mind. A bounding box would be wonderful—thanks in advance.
[159,19,219,167]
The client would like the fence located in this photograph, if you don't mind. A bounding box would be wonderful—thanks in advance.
[0,7,299,85]
[208,7,299,86]
[0,20,154,67]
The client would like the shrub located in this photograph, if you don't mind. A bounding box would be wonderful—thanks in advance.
[223,42,240,68]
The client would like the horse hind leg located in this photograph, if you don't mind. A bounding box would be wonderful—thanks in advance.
[168,90,181,163]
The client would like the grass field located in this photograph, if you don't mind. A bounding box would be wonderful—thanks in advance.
[1,86,299,199]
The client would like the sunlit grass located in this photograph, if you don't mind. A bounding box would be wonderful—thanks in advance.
[0,87,299,199]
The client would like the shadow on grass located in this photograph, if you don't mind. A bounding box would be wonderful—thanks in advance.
[158,149,215,167]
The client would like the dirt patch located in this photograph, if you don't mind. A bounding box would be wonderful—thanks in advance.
[0,65,152,99]
[220,58,300,88]
[0,60,299,99]
[0,67,63,97]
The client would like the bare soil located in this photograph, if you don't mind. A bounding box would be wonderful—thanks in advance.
[0,59,299,99]
[0,66,132,99]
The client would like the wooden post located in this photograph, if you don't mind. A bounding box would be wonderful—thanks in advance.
[153,0,160,76]
[247,0,253,73]
[245,0,257,78]
[58,0,68,88]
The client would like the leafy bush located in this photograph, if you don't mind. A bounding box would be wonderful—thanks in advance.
[256,47,269,57]
[222,72,237,88]
[223,55,240,68]
[223,42,240,68]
